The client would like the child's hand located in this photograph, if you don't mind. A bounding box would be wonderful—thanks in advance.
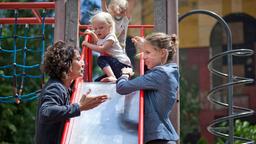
[131,36,145,49]
[121,67,134,77]
[84,29,94,35]
[82,40,89,47]
[83,29,97,44]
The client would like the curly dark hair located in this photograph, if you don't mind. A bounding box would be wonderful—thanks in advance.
[42,41,79,80]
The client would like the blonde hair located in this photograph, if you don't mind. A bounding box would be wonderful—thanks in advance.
[90,11,116,34]
[108,0,128,15]
[145,32,178,62]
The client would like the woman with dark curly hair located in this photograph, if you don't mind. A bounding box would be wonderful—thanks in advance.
[35,41,108,144]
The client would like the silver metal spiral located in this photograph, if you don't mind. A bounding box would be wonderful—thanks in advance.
[207,49,254,144]
[179,10,255,143]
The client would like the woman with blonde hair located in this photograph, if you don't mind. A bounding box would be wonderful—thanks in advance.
[116,32,179,144]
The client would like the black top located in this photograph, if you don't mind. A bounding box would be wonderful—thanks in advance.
[35,79,80,144]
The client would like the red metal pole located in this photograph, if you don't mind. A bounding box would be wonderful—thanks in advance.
[87,42,93,82]
[79,24,154,30]
[129,25,154,28]
[82,34,93,82]
[138,57,145,144]
[0,18,54,24]
[60,77,83,144]
[82,35,89,82]
[32,9,42,23]
[0,2,55,9]
[61,32,90,144]
[138,26,145,144]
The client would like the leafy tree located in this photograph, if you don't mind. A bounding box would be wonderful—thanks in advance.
[0,4,53,144]
[180,69,201,143]
[216,120,256,144]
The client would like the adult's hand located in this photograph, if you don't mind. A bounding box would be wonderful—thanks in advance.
[79,89,108,111]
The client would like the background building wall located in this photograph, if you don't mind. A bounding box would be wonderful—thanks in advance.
[179,0,256,48]
[179,0,256,143]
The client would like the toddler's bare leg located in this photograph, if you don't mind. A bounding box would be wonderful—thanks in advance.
[101,66,117,82]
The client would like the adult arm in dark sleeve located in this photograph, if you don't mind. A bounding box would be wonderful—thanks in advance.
[39,86,80,124]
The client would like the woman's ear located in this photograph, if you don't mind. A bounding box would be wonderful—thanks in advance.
[161,49,168,57]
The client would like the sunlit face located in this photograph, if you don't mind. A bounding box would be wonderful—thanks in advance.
[113,9,127,17]
[92,20,111,39]
[68,50,84,80]
[110,6,127,17]
[143,42,166,69]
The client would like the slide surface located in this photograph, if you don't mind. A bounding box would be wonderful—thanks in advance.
[64,82,139,144]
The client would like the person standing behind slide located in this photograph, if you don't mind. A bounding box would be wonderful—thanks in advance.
[82,12,131,82]
[101,0,133,49]
[116,32,180,144]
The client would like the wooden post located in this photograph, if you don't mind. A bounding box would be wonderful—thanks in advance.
[154,0,167,32]
[154,0,180,139]
[167,0,180,140]
[54,0,79,47]
[65,0,79,47]
[54,0,65,42]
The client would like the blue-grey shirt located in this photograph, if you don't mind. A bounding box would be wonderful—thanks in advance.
[116,63,179,143]
[35,79,80,144]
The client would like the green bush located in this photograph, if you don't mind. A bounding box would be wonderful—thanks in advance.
[180,69,201,143]
[216,120,256,144]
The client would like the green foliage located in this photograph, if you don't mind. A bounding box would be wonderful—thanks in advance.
[197,137,208,144]
[180,69,201,143]
[0,102,37,144]
[0,5,53,144]
[216,120,256,144]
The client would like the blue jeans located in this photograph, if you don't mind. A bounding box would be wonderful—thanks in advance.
[96,56,130,80]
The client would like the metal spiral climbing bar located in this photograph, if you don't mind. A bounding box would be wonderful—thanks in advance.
[207,49,254,144]
[0,7,53,103]
[179,10,255,143]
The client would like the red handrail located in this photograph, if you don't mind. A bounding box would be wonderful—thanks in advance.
[139,56,145,144]
[60,35,92,144]
[79,24,154,30]
[32,9,42,23]
[82,35,93,82]
[0,18,55,25]
[60,77,83,144]
[0,2,55,9]
[138,28,145,144]
[0,2,54,25]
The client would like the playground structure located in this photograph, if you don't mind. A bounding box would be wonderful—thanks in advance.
[0,2,55,103]
[0,2,153,144]
[0,1,255,144]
